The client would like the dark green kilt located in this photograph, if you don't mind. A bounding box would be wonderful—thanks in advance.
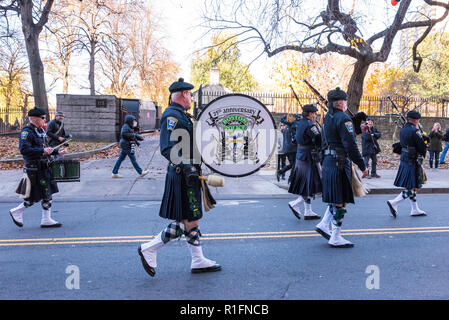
[159,164,203,222]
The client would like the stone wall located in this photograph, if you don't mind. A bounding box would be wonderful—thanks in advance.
[56,94,120,142]
[272,112,449,140]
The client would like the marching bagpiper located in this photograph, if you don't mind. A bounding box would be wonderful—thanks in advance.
[287,104,322,221]
[387,110,427,217]
[138,78,221,277]
[315,88,368,248]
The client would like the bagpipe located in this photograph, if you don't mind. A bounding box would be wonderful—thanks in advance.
[388,96,430,155]
[292,80,369,197]
[302,79,367,135]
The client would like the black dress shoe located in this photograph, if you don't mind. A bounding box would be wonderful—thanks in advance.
[275,171,281,182]
[191,264,222,274]
[304,215,321,220]
[9,210,23,228]
[315,227,331,240]
[138,247,155,277]
[288,204,301,220]
[386,201,397,218]
[41,223,62,228]
[329,243,354,248]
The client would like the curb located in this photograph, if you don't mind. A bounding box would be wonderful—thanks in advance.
[275,183,449,194]
[0,142,118,164]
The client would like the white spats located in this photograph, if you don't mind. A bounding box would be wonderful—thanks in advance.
[188,243,217,269]
[40,209,61,227]
[328,223,354,248]
[289,196,304,209]
[387,192,407,217]
[140,232,165,268]
[9,203,26,227]
[409,199,427,216]
[303,202,320,220]
[315,206,332,239]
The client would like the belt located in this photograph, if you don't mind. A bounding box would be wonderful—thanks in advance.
[324,150,336,156]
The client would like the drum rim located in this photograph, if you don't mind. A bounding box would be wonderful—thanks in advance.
[196,93,277,178]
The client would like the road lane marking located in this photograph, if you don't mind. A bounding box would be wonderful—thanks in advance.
[1,226,449,247]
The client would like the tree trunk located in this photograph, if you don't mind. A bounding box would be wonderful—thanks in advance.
[347,60,371,114]
[63,59,69,94]
[89,40,96,95]
[20,0,52,116]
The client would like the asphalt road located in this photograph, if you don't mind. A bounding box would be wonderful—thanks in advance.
[1,194,448,300]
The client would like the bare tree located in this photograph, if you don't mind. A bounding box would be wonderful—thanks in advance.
[0,0,55,114]
[44,0,79,94]
[71,0,117,95]
[201,0,449,113]
[128,3,179,102]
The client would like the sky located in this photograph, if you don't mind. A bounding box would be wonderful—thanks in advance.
[45,0,449,100]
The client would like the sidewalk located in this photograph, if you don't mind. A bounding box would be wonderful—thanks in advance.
[1,137,448,203]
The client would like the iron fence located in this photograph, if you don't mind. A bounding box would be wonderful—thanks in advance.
[195,91,449,118]
[0,105,56,133]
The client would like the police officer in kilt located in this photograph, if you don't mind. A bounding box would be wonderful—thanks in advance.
[315,88,368,248]
[287,104,322,221]
[387,110,427,217]
[9,107,67,228]
[138,78,221,277]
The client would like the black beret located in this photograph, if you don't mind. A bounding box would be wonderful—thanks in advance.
[302,104,318,113]
[407,110,421,119]
[327,87,347,103]
[28,107,46,117]
[169,77,194,93]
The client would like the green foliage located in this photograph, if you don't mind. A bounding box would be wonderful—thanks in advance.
[190,33,258,92]
[409,32,449,98]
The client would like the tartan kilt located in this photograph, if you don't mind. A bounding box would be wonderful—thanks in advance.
[288,159,322,197]
[394,160,422,190]
[321,155,354,204]
[159,165,203,222]
[24,167,58,203]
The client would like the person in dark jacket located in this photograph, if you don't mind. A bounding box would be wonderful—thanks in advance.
[277,122,286,180]
[9,107,67,228]
[387,110,427,218]
[46,111,70,160]
[111,114,148,178]
[276,115,298,183]
[428,122,443,169]
[361,117,382,178]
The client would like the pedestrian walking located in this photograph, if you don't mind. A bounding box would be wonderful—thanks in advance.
[111,115,149,178]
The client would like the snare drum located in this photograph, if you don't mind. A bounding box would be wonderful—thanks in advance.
[50,160,80,182]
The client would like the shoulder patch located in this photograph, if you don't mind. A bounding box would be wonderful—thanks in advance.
[344,121,353,133]
[311,125,320,135]
[167,117,178,132]
[20,131,29,140]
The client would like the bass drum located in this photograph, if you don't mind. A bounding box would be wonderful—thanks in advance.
[50,160,80,182]
[194,93,276,177]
